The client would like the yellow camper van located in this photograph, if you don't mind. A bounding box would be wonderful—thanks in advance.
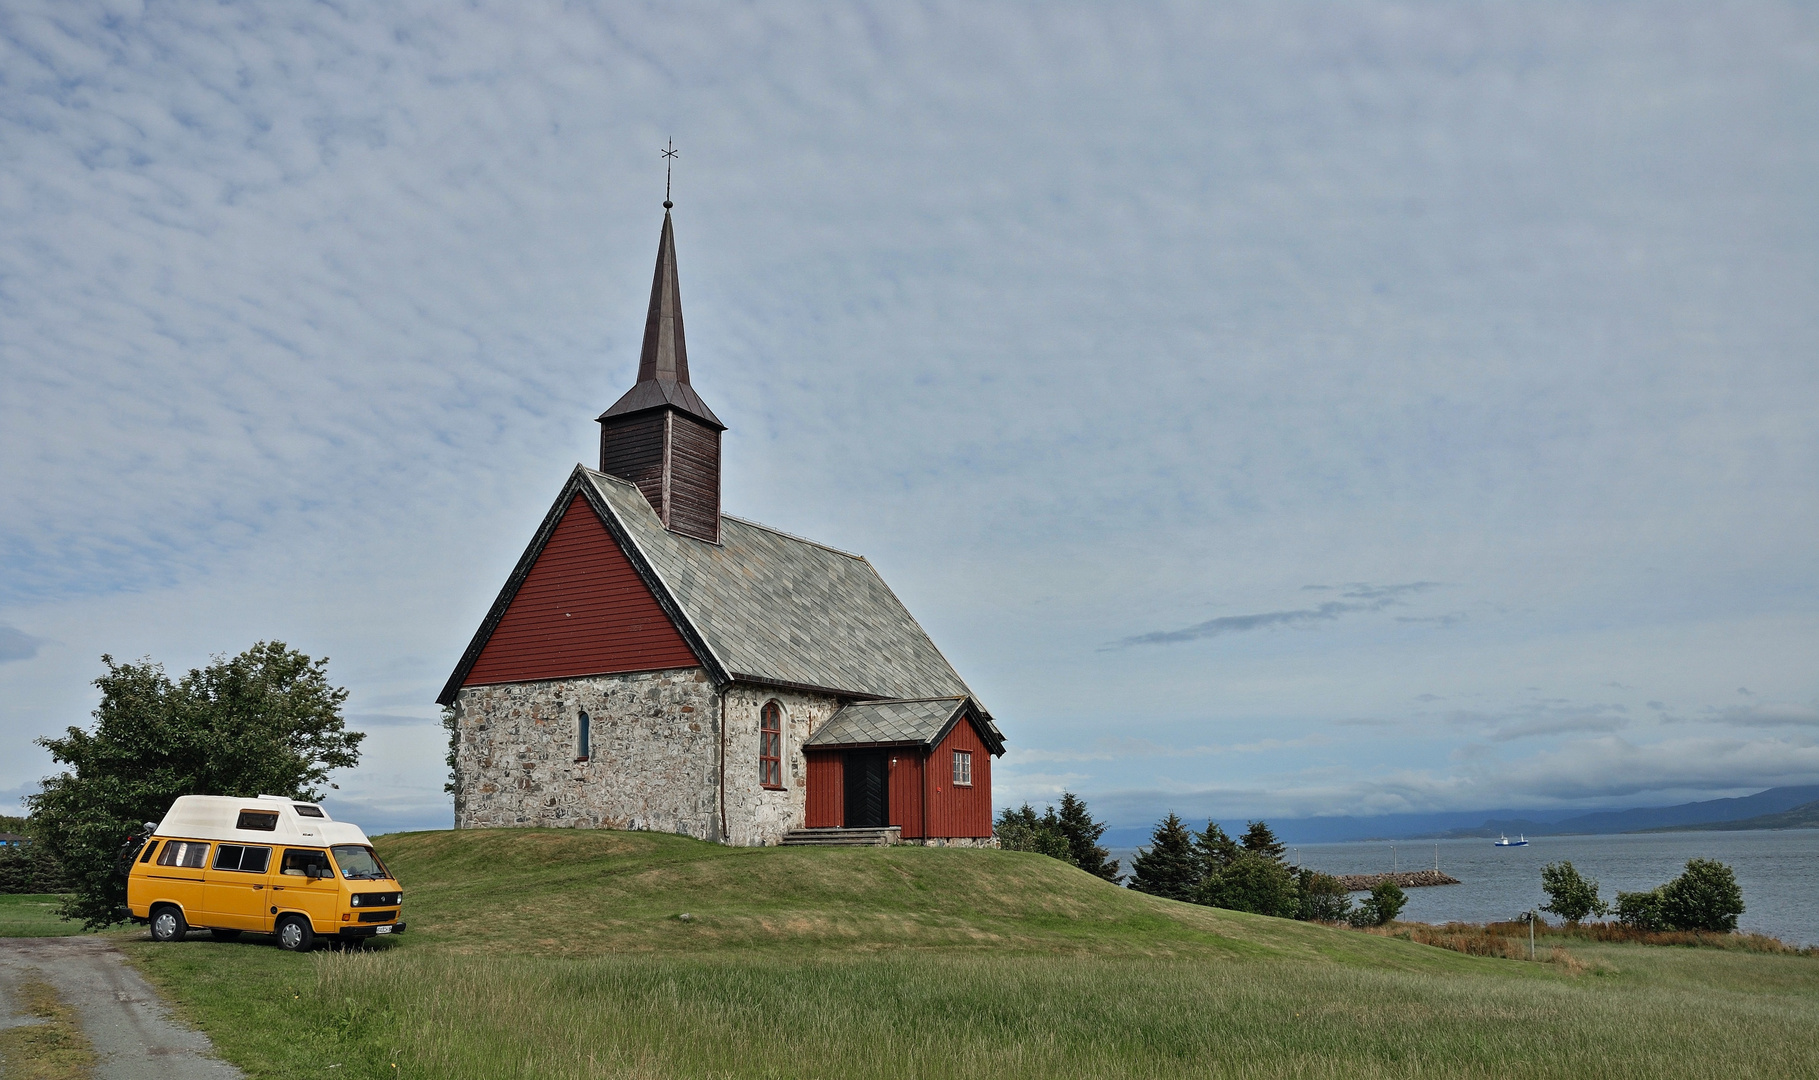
[126,795,404,951]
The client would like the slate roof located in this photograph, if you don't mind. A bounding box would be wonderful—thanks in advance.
[804,696,1003,755]
[578,468,996,724]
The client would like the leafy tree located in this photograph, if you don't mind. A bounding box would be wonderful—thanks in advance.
[995,804,1070,860]
[1239,820,1287,863]
[29,644,363,928]
[1614,888,1666,931]
[1200,851,1299,917]
[1349,879,1407,927]
[1539,861,1608,924]
[1054,792,1121,881]
[1612,860,1744,933]
[1128,813,1200,902]
[1659,858,1744,932]
[1194,821,1241,879]
[1295,868,1353,923]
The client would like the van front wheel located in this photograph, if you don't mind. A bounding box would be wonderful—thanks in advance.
[275,915,315,952]
[149,906,187,942]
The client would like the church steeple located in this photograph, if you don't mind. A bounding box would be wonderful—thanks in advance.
[599,209,723,430]
[597,207,725,544]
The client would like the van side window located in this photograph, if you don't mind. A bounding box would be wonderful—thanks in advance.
[235,811,279,832]
[280,849,332,878]
[156,841,209,869]
[292,804,325,818]
[138,840,160,863]
[212,845,272,873]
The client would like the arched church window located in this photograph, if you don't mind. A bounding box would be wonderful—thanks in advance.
[760,702,784,789]
[577,711,591,762]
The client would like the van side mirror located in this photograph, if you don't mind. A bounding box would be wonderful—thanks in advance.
[305,866,322,880]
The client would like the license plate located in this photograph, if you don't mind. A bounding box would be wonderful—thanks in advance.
[375,925,393,934]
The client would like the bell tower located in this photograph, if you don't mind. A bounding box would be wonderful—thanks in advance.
[597,204,725,543]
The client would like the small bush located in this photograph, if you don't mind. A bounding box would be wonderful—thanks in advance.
[1349,880,1406,927]
[1615,888,1666,931]
[1199,852,1298,918]
[1295,869,1352,923]
[995,805,1071,861]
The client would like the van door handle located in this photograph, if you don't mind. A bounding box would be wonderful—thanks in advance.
[272,886,284,891]
[252,884,264,890]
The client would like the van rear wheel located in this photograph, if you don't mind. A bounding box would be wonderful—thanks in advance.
[275,915,315,952]
[149,906,187,942]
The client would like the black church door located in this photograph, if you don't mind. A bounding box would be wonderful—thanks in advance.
[843,751,889,828]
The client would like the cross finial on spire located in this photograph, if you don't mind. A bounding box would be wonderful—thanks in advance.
[661,138,678,209]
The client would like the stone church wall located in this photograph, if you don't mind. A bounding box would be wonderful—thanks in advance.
[453,668,721,840]
[453,669,851,846]
[718,684,842,847]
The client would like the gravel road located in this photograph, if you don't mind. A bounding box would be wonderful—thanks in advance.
[0,936,243,1079]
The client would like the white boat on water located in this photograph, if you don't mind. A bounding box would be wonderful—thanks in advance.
[1494,834,1530,847]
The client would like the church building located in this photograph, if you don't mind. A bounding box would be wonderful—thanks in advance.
[438,205,1005,847]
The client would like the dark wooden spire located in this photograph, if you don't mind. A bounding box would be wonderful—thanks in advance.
[599,210,723,429]
[598,208,724,544]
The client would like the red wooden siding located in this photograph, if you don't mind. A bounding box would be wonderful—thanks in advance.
[463,495,699,687]
[805,752,843,828]
[923,717,994,838]
[887,751,925,839]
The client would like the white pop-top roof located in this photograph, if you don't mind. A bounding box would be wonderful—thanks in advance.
[153,794,373,848]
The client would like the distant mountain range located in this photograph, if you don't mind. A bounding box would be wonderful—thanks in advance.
[1436,786,1819,839]
[1101,786,1819,847]
[1644,798,1819,833]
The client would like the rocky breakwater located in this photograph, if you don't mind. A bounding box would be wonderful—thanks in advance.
[1335,869,1461,892]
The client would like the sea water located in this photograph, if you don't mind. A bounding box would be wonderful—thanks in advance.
[1112,828,1819,946]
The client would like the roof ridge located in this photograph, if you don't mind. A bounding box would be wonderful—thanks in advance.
[850,695,966,706]
[719,513,866,561]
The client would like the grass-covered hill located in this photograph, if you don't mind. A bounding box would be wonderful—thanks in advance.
[126,829,1819,1080]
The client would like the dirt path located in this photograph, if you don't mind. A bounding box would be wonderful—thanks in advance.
[0,937,242,1079]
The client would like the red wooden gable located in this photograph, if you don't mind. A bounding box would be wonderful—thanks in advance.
[463,495,699,687]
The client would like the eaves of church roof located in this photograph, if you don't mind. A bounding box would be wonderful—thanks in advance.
[805,696,1004,757]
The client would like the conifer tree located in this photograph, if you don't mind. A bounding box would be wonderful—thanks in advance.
[1239,820,1287,863]
[1194,821,1241,878]
[1054,792,1121,881]
[1128,813,1200,902]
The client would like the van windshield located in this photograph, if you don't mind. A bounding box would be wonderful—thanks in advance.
[330,845,390,881]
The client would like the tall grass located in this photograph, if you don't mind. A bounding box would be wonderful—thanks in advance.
[121,830,1819,1079]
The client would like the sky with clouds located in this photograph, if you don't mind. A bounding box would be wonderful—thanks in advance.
[2,1,1815,833]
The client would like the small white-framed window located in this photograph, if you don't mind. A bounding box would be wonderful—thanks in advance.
[952,750,973,787]
[760,701,784,789]
[576,711,591,762]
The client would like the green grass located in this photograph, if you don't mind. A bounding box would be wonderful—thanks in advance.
[122,829,1819,1079]
[0,974,98,1079]
[0,894,89,938]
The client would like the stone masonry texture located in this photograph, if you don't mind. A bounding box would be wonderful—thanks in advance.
[455,668,721,839]
[455,670,992,847]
